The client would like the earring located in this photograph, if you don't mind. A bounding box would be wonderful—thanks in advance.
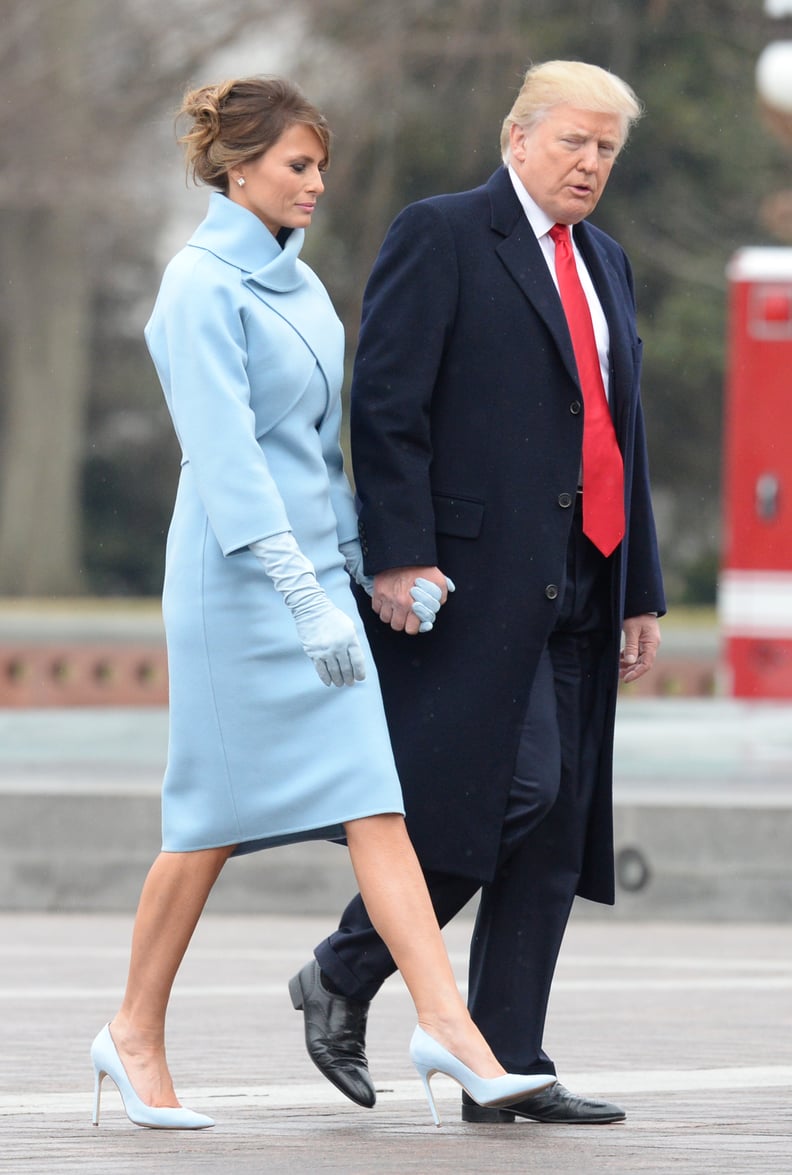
[236,176,245,187]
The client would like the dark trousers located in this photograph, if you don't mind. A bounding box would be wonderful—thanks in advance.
[315,499,613,1074]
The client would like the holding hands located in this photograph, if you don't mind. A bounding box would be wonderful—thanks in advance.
[409,576,456,632]
[372,566,455,635]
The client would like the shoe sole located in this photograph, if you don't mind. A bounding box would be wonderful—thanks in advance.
[461,1102,625,1125]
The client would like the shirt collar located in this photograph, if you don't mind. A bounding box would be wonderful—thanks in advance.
[507,164,556,241]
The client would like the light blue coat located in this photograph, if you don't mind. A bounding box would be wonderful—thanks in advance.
[145,193,403,854]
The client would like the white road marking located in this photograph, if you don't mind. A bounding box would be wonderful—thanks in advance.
[2,1066,792,1118]
[2,972,792,1000]
[4,947,792,974]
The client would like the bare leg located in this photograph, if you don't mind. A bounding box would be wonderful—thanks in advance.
[109,846,234,1106]
[344,813,504,1078]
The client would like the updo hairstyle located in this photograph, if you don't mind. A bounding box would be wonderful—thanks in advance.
[178,76,331,192]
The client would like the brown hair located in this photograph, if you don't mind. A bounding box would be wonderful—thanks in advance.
[178,76,331,192]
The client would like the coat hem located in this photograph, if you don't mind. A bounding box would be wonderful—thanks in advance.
[161,803,406,857]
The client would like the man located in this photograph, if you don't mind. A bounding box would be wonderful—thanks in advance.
[290,60,665,1125]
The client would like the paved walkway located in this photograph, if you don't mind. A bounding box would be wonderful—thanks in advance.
[1,913,790,1173]
[3,698,791,918]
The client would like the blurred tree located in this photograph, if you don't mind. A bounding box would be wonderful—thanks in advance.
[0,0,280,595]
[296,0,790,602]
[0,0,787,601]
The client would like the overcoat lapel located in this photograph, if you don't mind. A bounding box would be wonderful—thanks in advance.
[486,169,635,440]
[487,169,582,392]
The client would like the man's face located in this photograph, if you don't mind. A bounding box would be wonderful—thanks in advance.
[509,104,623,225]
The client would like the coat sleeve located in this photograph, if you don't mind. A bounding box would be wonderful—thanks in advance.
[145,251,293,556]
[350,201,460,574]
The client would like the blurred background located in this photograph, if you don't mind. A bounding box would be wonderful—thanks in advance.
[1,0,791,915]
[1,0,791,602]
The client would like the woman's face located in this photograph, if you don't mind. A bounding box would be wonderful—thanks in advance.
[229,122,326,236]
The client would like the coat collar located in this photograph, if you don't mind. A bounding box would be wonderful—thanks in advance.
[187,192,305,292]
[187,192,342,395]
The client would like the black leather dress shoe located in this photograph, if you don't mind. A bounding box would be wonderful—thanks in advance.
[288,959,375,1108]
[461,1081,626,1124]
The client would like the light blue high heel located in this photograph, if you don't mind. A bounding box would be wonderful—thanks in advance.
[91,1024,215,1129]
[410,1025,555,1127]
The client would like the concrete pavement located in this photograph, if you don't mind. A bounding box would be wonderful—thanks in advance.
[2,698,792,918]
[2,605,791,1169]
[1,912,791,1173]
[4,599,792,919]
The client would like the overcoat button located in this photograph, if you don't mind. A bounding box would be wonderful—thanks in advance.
[558,492,573,508]
[545,584,559,600]
[570,400,582,415]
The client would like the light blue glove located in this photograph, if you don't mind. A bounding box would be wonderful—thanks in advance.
[249,532,366,687]
[410,576,456,633]
[339,538,374,597]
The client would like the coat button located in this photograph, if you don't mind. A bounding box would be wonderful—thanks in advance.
[558,492,573,508]
[570,400,582,415]
[545,584,559,600]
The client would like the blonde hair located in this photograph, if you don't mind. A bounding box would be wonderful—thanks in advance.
[178,76,331,191]
[500,60,643,163]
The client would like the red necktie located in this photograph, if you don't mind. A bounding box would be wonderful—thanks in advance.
[549,223,625,557]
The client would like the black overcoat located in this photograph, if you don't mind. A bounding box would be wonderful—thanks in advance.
[351,167,666,904]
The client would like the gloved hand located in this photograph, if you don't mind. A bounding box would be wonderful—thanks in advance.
[410,576,456,633]
[339,538,374,597]
[289,592,366,686]
[249,532,366,686]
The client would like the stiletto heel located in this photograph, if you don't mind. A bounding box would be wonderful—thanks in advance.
[90,1024,215,1130]
[409,1025,555,1127]
[416,1065,443,1127]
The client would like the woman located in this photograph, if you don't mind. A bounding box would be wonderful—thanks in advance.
[90,76,551,1131]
